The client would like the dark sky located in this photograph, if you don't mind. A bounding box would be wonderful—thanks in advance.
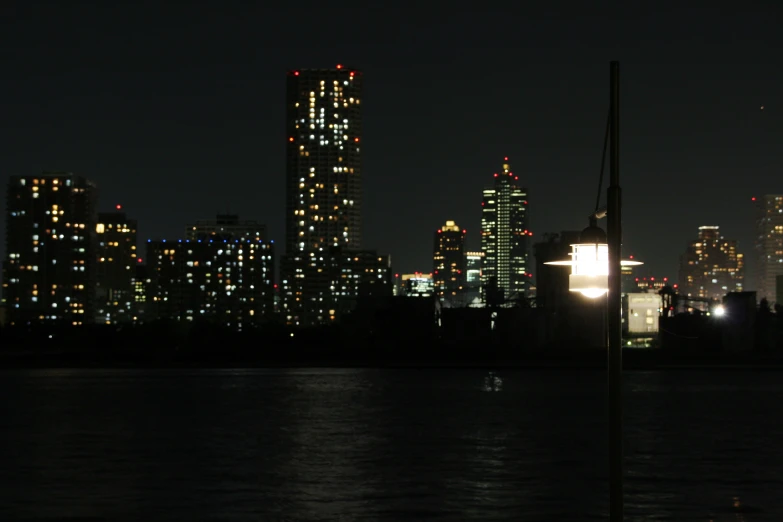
[2,2,781,289]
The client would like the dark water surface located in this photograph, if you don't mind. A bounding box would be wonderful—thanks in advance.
[0,368,781,521]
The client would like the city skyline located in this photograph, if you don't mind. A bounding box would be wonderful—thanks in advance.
[1,4,781,287]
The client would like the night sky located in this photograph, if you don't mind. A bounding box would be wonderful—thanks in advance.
[2,3,781,289]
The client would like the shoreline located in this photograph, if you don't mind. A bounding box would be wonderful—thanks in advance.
[3,356,783,371]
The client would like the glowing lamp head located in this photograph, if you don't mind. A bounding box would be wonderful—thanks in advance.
[544,223,643,299]
[713,305,726,317]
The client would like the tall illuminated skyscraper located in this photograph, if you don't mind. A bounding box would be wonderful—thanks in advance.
[432,220,466,306]
[3,172,97,326]
[480,157,530,303]
[284,65,363,253]
[281,65,366,326]
[754,195,783,304]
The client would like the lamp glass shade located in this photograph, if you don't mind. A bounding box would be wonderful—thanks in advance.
[569,243,609,298]
[544,243,643,300]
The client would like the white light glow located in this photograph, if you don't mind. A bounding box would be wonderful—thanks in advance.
[578,288,609,298]
[545,242,643,300]
[713,305,725,317]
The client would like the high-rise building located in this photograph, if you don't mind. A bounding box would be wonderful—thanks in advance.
[433,220,466,306]
[281,65,372,326]
[186,214,266,241]
[95,208,138,324]
[3,173,97,326]
[754,195,783,304]
[284,65,362,253]
[480,157,530,304]
[145,238,275,329]
[679,226,744,302]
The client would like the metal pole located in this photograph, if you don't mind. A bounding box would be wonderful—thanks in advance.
[607,60,623,522]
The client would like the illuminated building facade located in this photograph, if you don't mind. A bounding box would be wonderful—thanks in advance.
[145,238,275,329]
[3,173,97,326]
[186,214,266,241]
[400,273,434,297]
[754,195,783,304]
[433,220,466,306]
[132,264,150,323]
[480,157,530,303]
[95,209,138,324]
[679,226,744,302]
[281,65,372,326]
[627,293,662,334]
[281,247,392,325]
[284,65,362,253]
[465,251,485,305]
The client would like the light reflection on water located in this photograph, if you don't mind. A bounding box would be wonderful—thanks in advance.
[0,368,780,520]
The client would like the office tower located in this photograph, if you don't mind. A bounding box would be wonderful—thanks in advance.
[433,220,466,306]
[186,214,266,241]
[480,157,530,304]
[281,65,369,326]
[95,208,138,324]
[679,226,744,302]
[464,251,485,305]
[3,173,97,326]
[145,238,275,329]
[754,195,783,304]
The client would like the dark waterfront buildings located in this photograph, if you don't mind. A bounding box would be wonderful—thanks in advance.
[433,220,466,307]
[480,158,530,303]
[3,173,97,326]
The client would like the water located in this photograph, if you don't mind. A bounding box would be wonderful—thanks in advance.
[0,368,781,521]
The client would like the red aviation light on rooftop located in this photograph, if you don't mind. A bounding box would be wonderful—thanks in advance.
[395,273,399,278]
[752,197,757,201]
[116,204,122,210]
[288,137,294,142]
[437,229,442,233]
[462,229,467,234]
[293,71,299,76]
[137,258,143,263]
[336,64,343,69]
[664,277,668,281]
[504,157,508,161]
[514,176,519,180]
[493,173,498,177]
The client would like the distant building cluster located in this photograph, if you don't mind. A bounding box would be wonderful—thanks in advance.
[2,65,783,335]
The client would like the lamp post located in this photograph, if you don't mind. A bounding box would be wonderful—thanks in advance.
[607,59,623,522]
[544,61,629,521]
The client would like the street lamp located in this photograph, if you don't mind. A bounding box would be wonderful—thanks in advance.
[545,216,642,299]
[544,61,627,522]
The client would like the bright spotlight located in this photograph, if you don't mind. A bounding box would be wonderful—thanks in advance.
[713,305,725,317]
